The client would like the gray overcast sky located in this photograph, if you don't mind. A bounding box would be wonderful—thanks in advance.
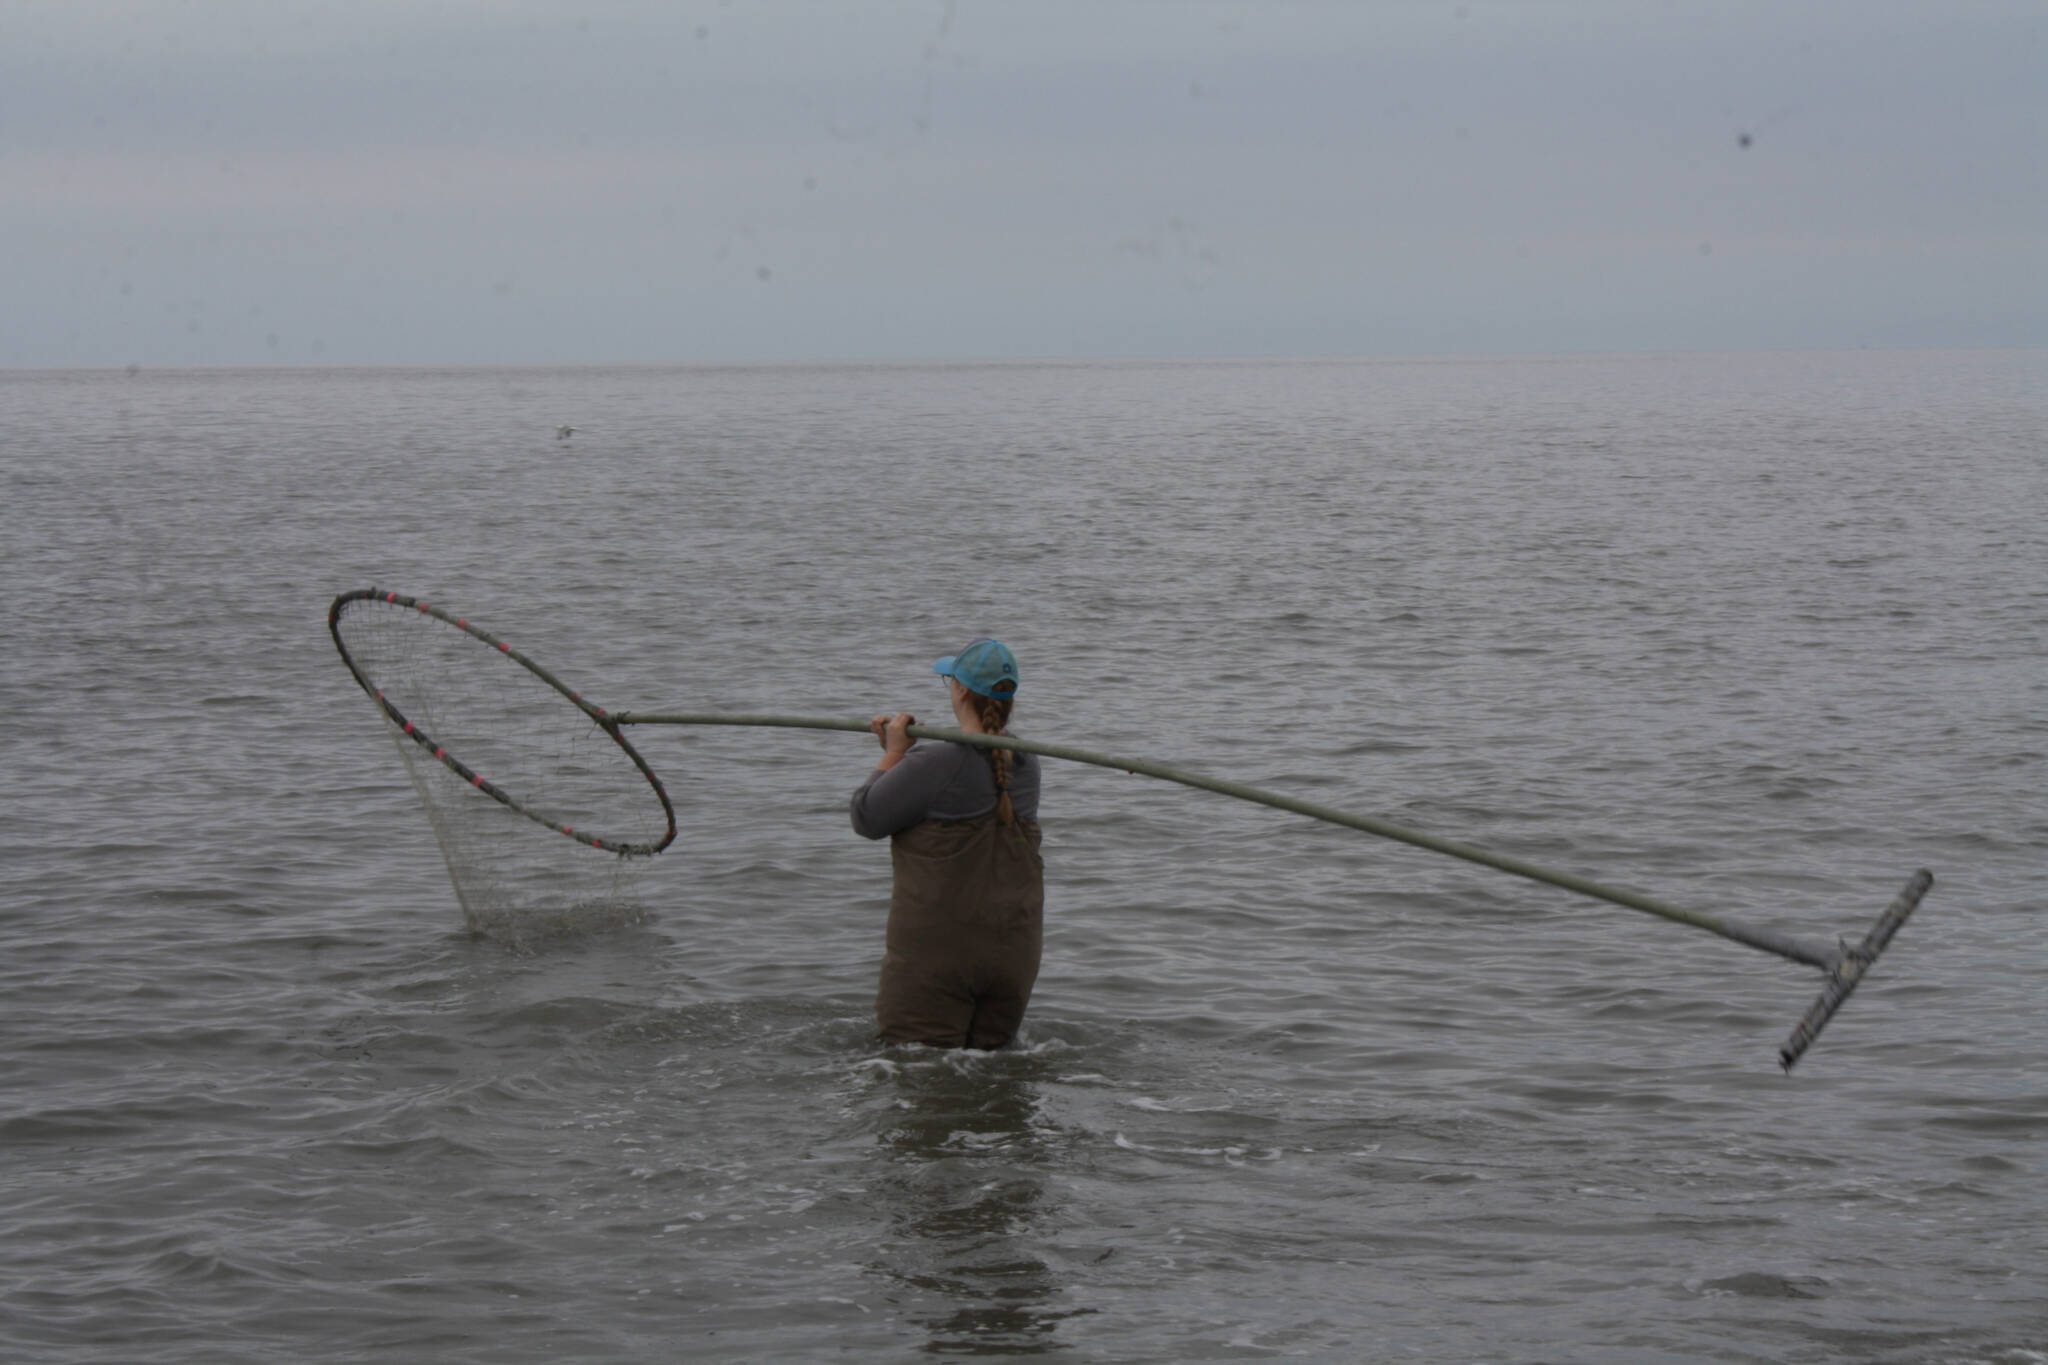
[6,0,2044,366]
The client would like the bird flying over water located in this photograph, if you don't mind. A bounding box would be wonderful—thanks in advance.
[555,426,576,441]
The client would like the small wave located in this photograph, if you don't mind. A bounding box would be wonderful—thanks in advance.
[1690,1271,1831,1300]
[1111,1131,1284,1164]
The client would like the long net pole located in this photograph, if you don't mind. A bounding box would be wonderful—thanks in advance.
[613,710,1858,973]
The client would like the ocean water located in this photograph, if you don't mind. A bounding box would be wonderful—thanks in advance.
[1,351,2043,1363]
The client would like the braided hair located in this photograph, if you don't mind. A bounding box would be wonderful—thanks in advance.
[971,690,1018,825]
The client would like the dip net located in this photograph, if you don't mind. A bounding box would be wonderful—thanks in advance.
[329,589,675,945]
[329,588,1932,1067]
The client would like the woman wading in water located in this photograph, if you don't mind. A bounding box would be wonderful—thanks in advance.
[850,638,1043,1049]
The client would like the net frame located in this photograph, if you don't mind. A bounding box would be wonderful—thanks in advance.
[329,588,676,857]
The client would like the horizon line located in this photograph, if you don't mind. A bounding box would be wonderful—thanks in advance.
[6,343,2043,376]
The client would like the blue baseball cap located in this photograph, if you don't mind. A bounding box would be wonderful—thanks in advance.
[933,638,1019,699]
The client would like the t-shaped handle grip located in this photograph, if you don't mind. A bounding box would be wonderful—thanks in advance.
[1780,869,1933,1071]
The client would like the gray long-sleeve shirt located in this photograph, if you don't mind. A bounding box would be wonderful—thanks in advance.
[849,739,1042,840]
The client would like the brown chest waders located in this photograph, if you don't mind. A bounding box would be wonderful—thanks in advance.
[876,815,1045,1049]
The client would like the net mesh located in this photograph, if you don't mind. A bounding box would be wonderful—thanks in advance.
[332,593,672,946]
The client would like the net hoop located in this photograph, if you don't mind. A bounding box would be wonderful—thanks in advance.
[328,588,677,856]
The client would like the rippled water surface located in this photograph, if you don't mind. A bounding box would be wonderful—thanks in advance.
[2,353,2044,1362]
